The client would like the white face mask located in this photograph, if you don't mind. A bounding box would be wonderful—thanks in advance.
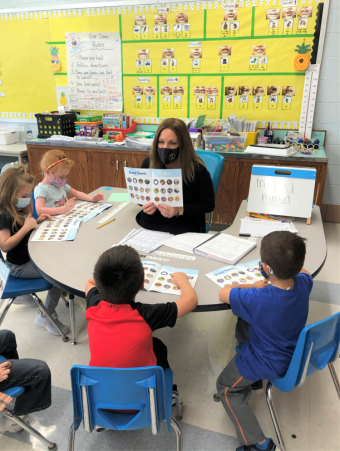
[15,197,31,208]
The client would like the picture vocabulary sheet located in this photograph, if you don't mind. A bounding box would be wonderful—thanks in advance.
[31,218,82,242]
[124,167,183,207]
[142,261,199,295]
[55,201,112,222]
[205,259,265,287]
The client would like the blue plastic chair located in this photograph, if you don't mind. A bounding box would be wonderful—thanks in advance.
[0,355,57,450]
[196,151,224,232]
[68,365,183,451]
[0,251,69,342]
[266,311,340,451]
[31,192,38,219]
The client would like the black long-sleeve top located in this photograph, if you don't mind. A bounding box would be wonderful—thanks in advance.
[136,156,215,235]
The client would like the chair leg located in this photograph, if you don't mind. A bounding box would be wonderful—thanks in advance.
[61,293,69,307]
[171,418,183,451]
[266,382,286,451]
[172,390,182,421]
[68,423,76,451]
[30,294,69,342]
[328,363,340,399]
[3,409,57,450]
[0,298,16,327]
[69,294,77,345]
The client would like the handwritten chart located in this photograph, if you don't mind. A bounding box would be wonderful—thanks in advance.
[66,32,122,111]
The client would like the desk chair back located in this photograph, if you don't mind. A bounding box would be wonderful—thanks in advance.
[31,193,38,219]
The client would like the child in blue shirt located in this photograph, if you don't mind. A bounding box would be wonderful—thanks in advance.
[216,231,313,451]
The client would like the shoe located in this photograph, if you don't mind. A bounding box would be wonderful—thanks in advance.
[0,414,29,433]
[251,380,263,390]
[35,312,69,336]
[13,295,37,308]
[236,438,276,451]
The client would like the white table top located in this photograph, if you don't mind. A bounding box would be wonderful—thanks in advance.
[28,188,327,311]
[0,143,27,156]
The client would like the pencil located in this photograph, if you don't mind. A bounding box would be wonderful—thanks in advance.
[96,218,115,229]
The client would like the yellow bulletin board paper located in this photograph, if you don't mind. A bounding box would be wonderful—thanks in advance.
[0,0,324,130]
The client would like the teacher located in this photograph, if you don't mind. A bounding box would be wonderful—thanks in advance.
[136,118,215,235]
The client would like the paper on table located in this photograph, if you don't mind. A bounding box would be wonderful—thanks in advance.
[205,259,264,288]
[55,201,112,222]
[239,217,298,237]
[108,192,130,202]
[163,232,211,254]
[118,229,174,253]
[31,218,81,242]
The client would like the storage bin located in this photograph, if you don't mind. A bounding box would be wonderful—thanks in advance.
[0,129,19,145]
[35,112,77,138]
[76,114,102,123]
[203,132,247,152]
[74,121,103,138]
[240,130,259,147]
[102,121,137,138]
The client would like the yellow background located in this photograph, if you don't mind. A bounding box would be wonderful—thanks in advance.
[206,7,252,38]
[123,76,158,118]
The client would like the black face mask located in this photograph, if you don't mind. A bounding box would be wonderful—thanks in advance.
[157,146,180,165]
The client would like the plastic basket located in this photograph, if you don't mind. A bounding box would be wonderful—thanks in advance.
[203,132,247,152]
[35,112,77,138]
[102,121,137,138]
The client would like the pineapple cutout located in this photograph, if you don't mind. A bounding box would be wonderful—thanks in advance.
[60,92,67,106]
[294,40,311,71]
[49,46,61,72]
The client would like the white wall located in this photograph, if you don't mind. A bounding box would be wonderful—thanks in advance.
[1,0,339,204]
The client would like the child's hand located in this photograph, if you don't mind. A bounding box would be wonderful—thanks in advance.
[254,280,270,289]
[171,272,189,287]
[63,197,77,213]
[23,213,38,231]
[0,361,12,382]
[91,193,104,203]
[37,214,52,224]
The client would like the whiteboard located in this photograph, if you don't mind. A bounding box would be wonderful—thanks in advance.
[247,165,316,219]
[66,32,122,111]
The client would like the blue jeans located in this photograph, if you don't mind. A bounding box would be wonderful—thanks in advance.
[0,330,51,415]
[6,260,62,315]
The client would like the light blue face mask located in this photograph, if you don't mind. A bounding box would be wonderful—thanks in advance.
[15,197,31,209]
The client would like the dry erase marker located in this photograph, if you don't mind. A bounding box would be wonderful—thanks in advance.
[96,218,115,229]
[239,233,251,237]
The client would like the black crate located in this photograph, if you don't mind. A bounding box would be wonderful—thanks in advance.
[35,112,77,138]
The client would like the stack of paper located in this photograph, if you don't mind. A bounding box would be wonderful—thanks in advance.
[118,229,174,253]
[162,232,212,254]
[239,218,298,237]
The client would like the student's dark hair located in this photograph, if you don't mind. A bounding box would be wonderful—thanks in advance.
[260,231,306,280]
[93,245,144,304]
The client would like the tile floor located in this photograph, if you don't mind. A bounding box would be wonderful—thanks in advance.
[0,223,339,451]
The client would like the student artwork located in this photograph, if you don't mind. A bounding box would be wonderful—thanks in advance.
[67,33,86,56]
[142,261,199,295]
[54,201,112,222]
[49,46,60,72]
[31,218,82,242]
[205,259,265,288]
[0,260,9,299]
[294,40,311,70]
[124,167,183,207]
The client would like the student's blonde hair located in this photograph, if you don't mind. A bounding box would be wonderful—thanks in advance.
[40,149,74,177]
[0,165,34,232]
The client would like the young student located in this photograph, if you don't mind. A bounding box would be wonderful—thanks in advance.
[0,165,68,335]
[0,329,51,432]
[85,245,198,370]
[34,149,104,217]
[216,231,313,451]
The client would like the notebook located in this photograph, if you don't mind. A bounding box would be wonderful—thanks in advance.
[162,232,211,254]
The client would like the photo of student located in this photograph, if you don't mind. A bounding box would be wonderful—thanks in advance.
[155,14,167,24]
[162,49,174,58]
[161,86,172,95]
[225,86,237,96]
[282,86,296,96]
[190,48,202,58]
[253,86,265,96]
[173,86,184,95]
[224,8,237,20]
[266,9,281,20]
[218,46,232,56]
[176,12,188,23]
[239,86,251,96]
[282,7,297,19]
[298,6,313,18]
[137,49,149,59]
[132,86,144,95]
[143,86,155,95]
[252,45,266,56]
[267,86,280,95]
[135,15,146,25]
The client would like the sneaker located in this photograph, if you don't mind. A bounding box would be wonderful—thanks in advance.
[236,438,276,451]
[0,414,29,433]
[35,312,69,336]
[13,295,37,308]
[251,380,263,391]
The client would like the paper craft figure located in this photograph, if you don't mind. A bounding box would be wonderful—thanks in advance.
[67,33,86,56]
[49,46,60,72]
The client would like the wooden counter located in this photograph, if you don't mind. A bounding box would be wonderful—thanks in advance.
[27,141,328,226]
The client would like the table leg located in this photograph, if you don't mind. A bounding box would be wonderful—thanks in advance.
[69,294,77,345]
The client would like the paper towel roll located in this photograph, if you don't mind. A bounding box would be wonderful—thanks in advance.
[58,106,65,114]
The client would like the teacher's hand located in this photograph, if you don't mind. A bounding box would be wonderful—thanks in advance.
[158,204,179,219]
[142,202,157,215]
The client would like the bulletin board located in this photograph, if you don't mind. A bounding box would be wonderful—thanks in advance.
[0,0,326,130]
